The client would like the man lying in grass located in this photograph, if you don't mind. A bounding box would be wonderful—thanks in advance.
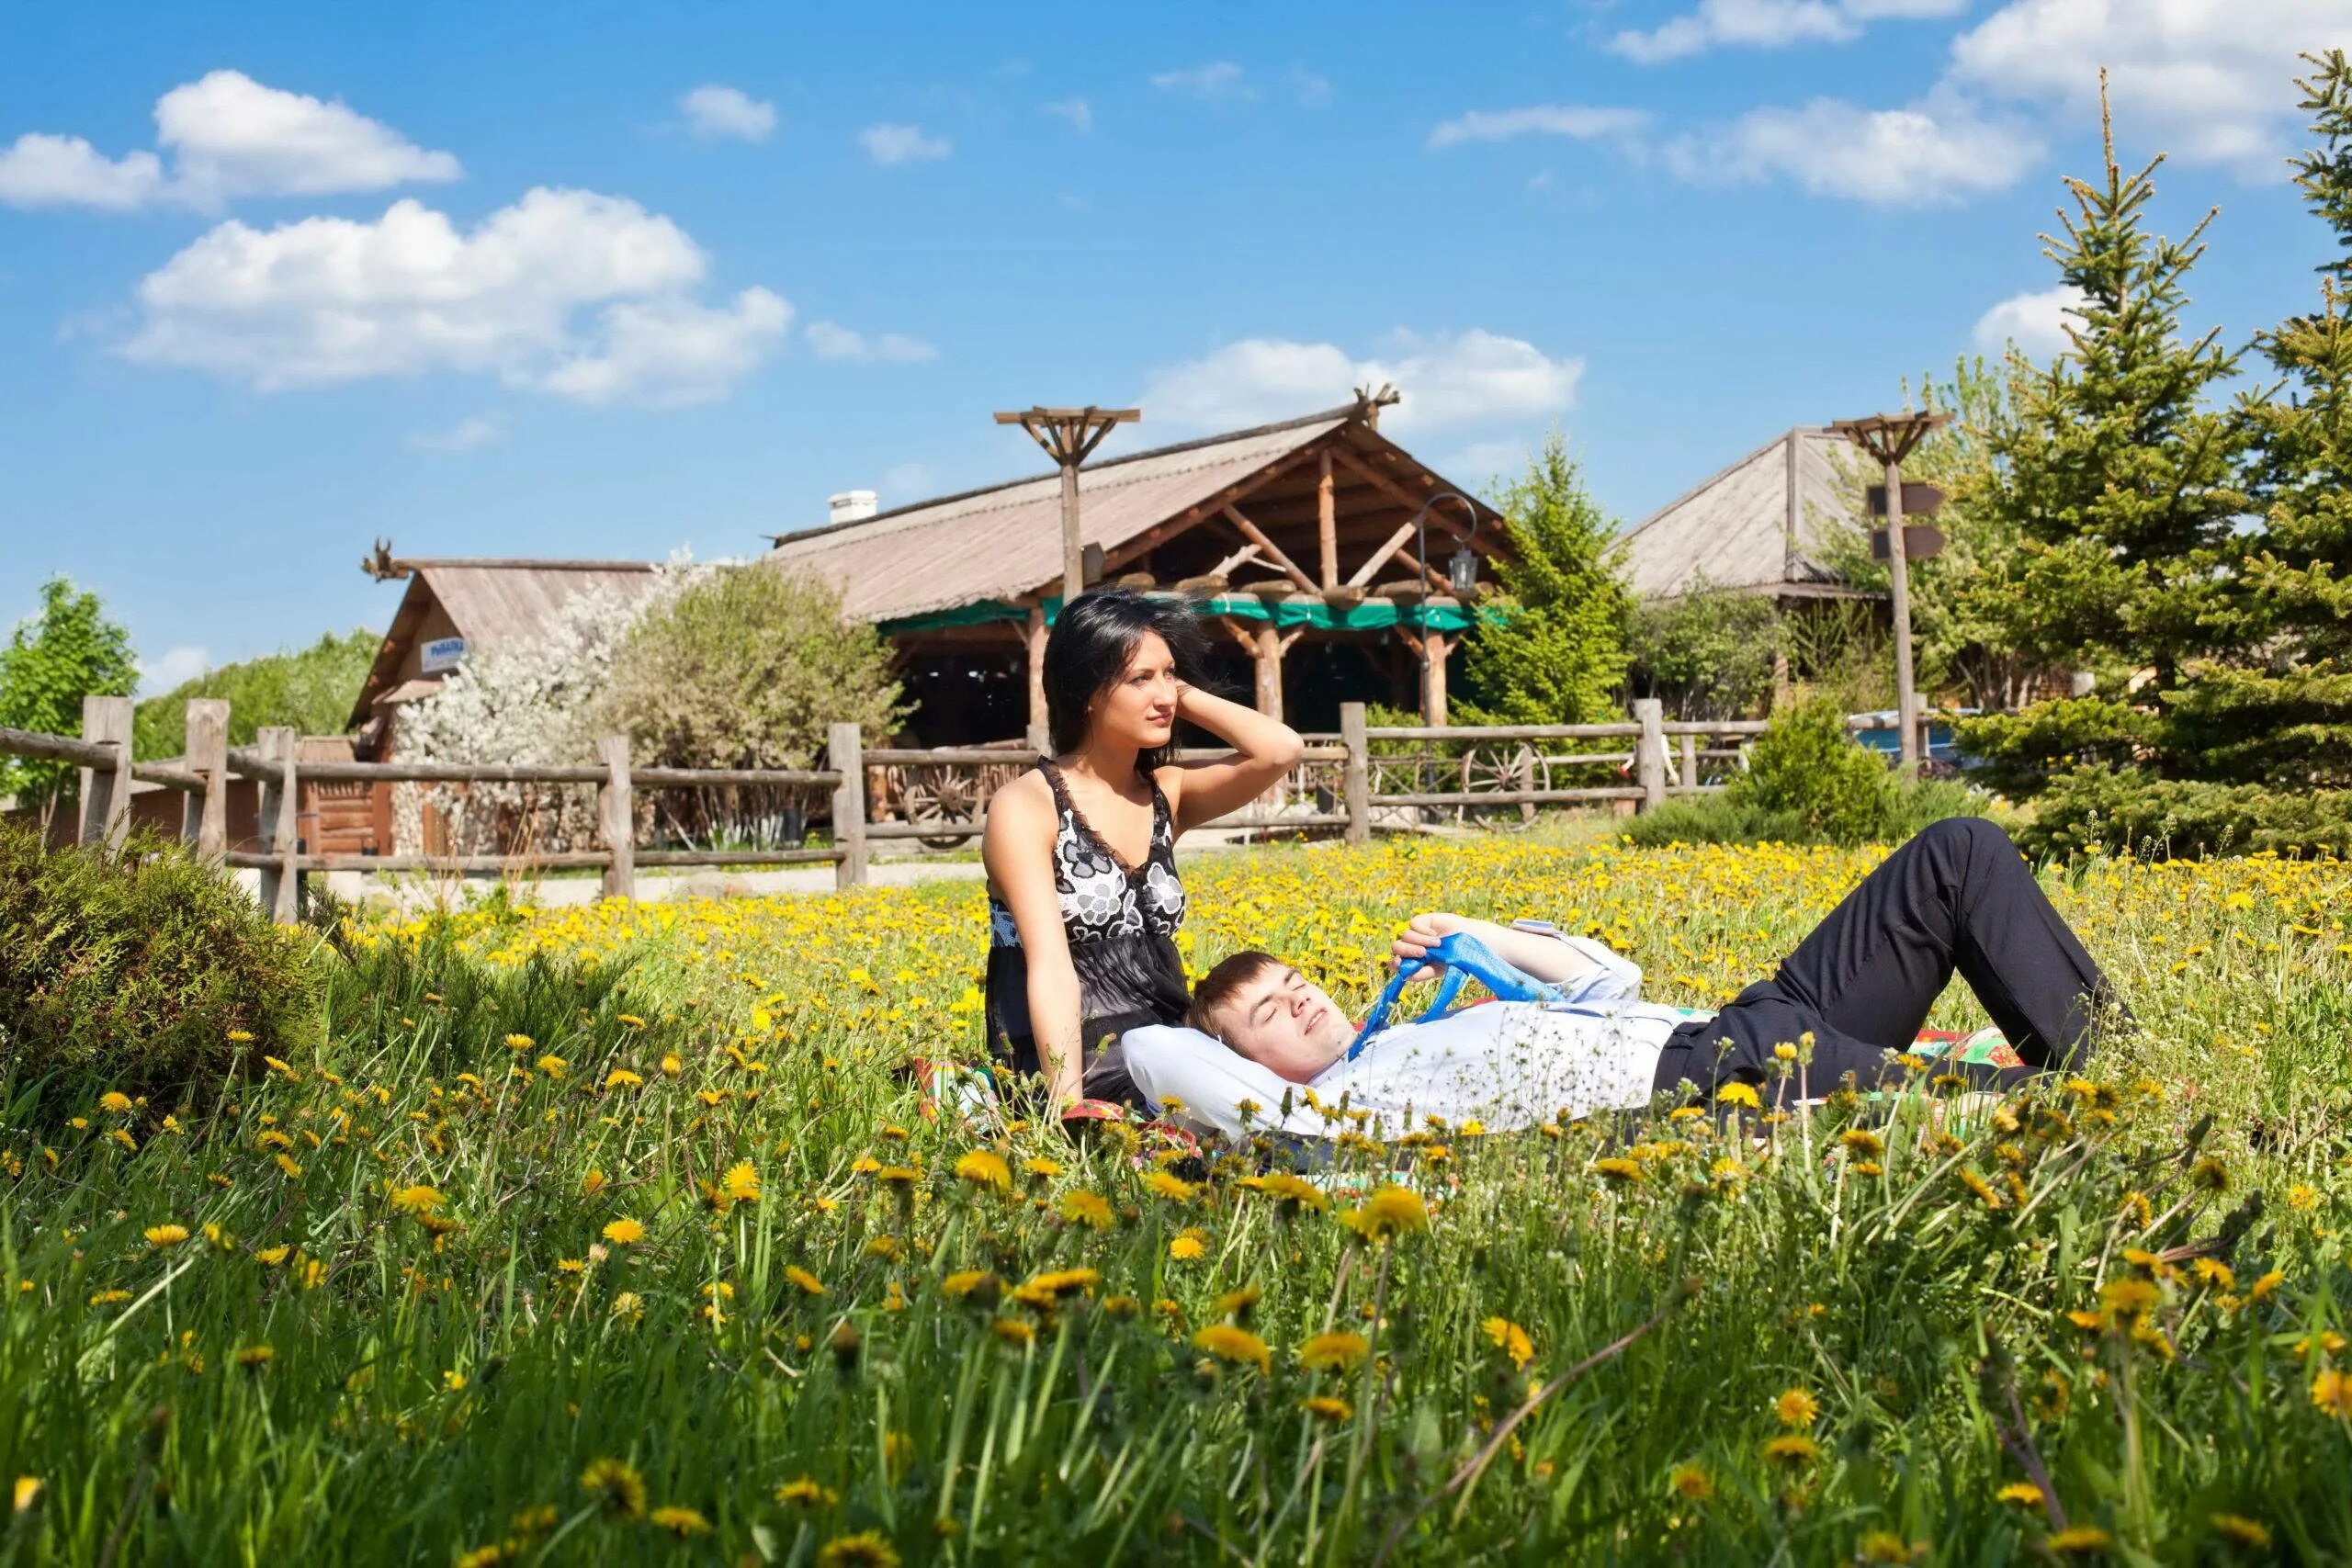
[1125,818,2128,1140]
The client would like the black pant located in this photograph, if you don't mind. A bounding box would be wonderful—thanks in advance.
[1651,818,2125,1102]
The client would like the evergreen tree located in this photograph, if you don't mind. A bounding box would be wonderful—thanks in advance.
[132,629,382,760]
[2176,49,2352,790]
[0,576,138,825]
[1952,77,2254,791]
[1457,430,1632,726]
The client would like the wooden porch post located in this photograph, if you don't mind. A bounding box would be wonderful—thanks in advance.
[1419,630,1453,728]
[1025,605,1049,750]
[1316,450,1338,592]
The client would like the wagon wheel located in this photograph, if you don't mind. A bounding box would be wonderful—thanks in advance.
[1457,742,1532,826]
[901,766,980,851]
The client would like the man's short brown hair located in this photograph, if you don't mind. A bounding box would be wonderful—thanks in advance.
[1186,950,1282,1039]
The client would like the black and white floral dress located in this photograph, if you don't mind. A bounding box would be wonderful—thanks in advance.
[984,759,1190,1104]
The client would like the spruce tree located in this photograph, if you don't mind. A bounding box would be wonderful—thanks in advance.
[2172,50,2352,790]
[1952,77,2252,793]
[1456,429,1632,726]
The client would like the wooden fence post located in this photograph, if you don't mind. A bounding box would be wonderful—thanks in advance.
[1634,699,1666,813]
[1678,731,1697,795]
[830,723,868,889]
[597,734,635,901]
[254,727,300,923]
[77,694,134,852]
[1340,702,1369,846]
[184,698,230,860]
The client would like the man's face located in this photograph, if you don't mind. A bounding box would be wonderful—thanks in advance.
[1211,963,1351,1083]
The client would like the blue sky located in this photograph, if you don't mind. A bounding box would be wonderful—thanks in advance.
[4,0,2348,694]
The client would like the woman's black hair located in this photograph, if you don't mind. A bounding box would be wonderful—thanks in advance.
[1042,588,1213,768]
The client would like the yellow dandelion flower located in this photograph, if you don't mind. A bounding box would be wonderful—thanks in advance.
[1838,1128,1883,1157]
[1715,1082,1761,1110]
[990,1317,1035,1348]
[2046,1526,2113,1556]
[1060,1190,1114,1230]
[580,1457,646,1519]
[226,1029,254,1043]
[2314,1368,2352,1416]
[2210,1515,2270,1550]
[582,1168,607,1196]
[1855,1532,1926,1565]
[536,1055,567,1080]
[1762,1434,1818,1467]
[1996,1481,2046,1507]
[1141,1169,1195,1202]
[1592,1156,1643,1187]
[13,1476,41,1514]
[1300,1394,1352,1422]
[649,1505,708,1536]
[390,1184,443,1214]
[815,1530,900,1568]
[143,1224,190,1250]
[775,1477,839,1507]
[235,1344,274,1368]
[1481,1316,1534,1371]
[98,1092,132,1115]
[87,1290,131,1306]
[954,1150,1011,1192]
[601,1218,646,1246]
[503,1033,534,1051]
[602,1069,643,1090]
[1774,1387,1818,1428]
[721,1161,762,1203]
[1337,1185,1427,1244]
[1668,1462,1712,1501]
[786,1266,827,1296]
[1023,1156,1063,1179]
[1191,1324,1271,1374]
[1169,1231,1207,1261]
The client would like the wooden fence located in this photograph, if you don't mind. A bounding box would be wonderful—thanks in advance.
[3,694,1936,923]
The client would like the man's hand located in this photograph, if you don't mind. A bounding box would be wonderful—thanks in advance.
[1393,911,1479,975]
[1391,911,1604,988]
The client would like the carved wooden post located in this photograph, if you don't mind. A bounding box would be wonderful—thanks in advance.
[1316,449,1338,591]
[1679,731,1697,795]
[254,726,300,923]
[1419,630,1452,728]
[183,698,230,859]
[1634,699,1666,813]
[1340,702,1369,847]
[77,694,133,852]
[830,722,867,890]
[597,734,635,901]
[1025,604,1048,746]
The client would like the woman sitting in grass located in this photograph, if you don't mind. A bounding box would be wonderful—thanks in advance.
[1138,818,2130,1137]
[981,589,1303,1111]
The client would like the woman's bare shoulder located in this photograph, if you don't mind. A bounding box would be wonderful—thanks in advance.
[986,768,1055,822]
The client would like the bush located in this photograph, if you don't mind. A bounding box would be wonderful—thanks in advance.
[1726,697,1894,845]
[601,565,902,770]
[132,628,380,760]
[1623,776,1992,849]
[0,826,317,1121]
[2017,765,2352,860]
[1625,581,1780,721]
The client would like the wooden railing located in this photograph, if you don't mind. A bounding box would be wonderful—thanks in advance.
[3,694,1940,921]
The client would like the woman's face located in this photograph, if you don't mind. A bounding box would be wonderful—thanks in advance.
[1088,630,1181,750]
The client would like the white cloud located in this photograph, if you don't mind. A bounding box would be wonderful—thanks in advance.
[1043,97,1093,133]
[0,69,458,211]
[156,70,460,205]
[860,123,950,164]
[1973,284,2087,359]
[0,134,165,209]
[1294,70,1334,107]
[539,288,791,407]
[137,645,209,698]
[680,84,776,142]
[1950,0,2352,179]
[1150,62,1250,100]
[1446,438,1534,484]
[806,320,935,363]
[121,186,790,405]
[1608,0,1965,62]
[1666,93,2043,204]
[1140,329,1581,435]
[408,415,504,452]
[1429,105,1650,149]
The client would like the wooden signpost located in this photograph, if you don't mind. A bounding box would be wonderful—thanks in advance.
[994,406,1140,606]
[1830,412,1951,773]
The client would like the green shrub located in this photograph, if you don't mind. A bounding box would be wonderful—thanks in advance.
[2017,765,2352,860]
[1725,697,1895,844]
[0,826,317,1121]
[1951,697,2154,795]
[1623,775,1993,849]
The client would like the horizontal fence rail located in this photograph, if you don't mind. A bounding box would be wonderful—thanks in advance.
[4,692,1943,920]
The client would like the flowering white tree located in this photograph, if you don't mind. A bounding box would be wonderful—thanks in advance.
[391,570,695,855]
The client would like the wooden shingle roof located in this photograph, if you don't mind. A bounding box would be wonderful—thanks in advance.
[1619,428,1875,601]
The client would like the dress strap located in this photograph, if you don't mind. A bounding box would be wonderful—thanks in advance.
[1034,757,1078,817]
[1142,767,1174,847]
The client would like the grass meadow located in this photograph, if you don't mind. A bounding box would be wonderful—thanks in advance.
[3,832,2350,1564]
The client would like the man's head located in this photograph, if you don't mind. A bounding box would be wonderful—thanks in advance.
[1187,952,1351,1083]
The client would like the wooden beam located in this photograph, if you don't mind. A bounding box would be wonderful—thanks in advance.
[1345,518,1423,590]
[1100,442,1329,574]
[1025,605,1048,739]
[1329,447,1499,557]
[1208,541,1262,579]
[1419,630,1454,728]
[1317,450,1338,591]
[1222,506,1316,591]
[1251,620,1283,722]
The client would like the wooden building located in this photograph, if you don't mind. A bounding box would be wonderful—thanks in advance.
[1619,427,1876,607]
[764,398,1509,738]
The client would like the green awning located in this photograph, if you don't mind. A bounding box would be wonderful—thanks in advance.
[883,594,1498,638]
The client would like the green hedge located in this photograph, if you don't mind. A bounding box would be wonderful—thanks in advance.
[2016,765,2352,859]
[0,826,318,1121]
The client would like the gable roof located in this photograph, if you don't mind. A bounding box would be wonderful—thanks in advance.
[1619,427,1875,600]
[764,409,1370,624]
[348,560,662,726]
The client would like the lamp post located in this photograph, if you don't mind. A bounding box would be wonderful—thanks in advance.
[1408,491,1482,726]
